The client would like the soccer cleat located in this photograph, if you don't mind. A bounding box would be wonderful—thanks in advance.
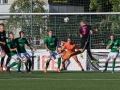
[80,54,83,58]
[7,67,10,73]
[4,65,8,70]
[26,68,29,73]
[101,69,107,73]
[44,68,47,73]
[81,69,84,71]
[112,71,114,74]
[17,71,23,74]
[61,68,67,71]
[90,60,99,63]
[0,67,3,72]
[28,71,33,74]
[57,68,61,73]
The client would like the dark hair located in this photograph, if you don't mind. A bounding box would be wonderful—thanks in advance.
[80,20,85,23]
[48,29,52,32]
[67,37,72,40]
[110,34,115,37]
[9,32,14,35]
[0,23,5,28]
[19,31,24,35]
[8,32,14,37]
[0,23,5,27]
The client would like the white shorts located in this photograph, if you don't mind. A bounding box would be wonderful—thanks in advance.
[107,52,119,60]
[48,51,60,60]
[12,54,21,62]
[18,52,31,60]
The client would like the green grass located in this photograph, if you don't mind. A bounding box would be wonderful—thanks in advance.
[0,71,120,90]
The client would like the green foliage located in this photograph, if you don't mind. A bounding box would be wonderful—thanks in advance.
[6,0,47,39]
[89,0,120,34]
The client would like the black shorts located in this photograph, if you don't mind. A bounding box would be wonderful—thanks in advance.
[0,45,10,54]
[80,41,90,50]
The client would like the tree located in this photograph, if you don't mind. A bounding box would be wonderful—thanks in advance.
[89,0,120,34]
[5,0,48,40]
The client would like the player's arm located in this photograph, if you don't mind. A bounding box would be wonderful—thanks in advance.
[89,25,98,35]
[117,40,120,50]
[25,39,36,50]
[7,42,16,51]
[106,40,113,50]
[44,38,51,52]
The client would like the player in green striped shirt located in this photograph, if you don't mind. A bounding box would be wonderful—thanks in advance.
[102,34,120,73]
[44,30,61,73]
[7,32,22,74]
[15,31,36,73]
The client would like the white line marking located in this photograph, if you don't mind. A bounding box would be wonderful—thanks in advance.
[0,78,120,81]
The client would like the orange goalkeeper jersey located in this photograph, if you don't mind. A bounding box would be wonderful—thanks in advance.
[62,42,79,60]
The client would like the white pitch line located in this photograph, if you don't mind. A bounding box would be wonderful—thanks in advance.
[0,78,120,81]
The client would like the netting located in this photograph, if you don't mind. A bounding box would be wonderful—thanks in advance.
[0,13,120,49]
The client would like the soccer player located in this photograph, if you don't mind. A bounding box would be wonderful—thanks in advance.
[7,32,22,74]
[68,20,98,62]
[15,31,36,73]
[0,23,11,72]
[61,37,84,71]
[102,34,120,73]
[44,30,61,73]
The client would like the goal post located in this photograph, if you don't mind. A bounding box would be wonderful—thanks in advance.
[0,12,120,71]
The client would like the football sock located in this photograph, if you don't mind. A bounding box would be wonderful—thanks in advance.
[17,62,21,72]
[25,62,28,70]
[77,62,83,70]
[58,58,61,68]
[9,62,17,68]
[112,61,115,72]
[1,57,5,67]
[62,62,65,69]
[104,62,108,70]
[28,60,32,71]
[46,61,49,69]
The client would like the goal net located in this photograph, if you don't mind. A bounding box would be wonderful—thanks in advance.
[0,13,120,71]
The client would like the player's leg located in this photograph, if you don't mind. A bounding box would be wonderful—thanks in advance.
[111,53,118,73]
[54,51,61,72]
[86,42,98,63]
[0,51,6,72]
[7,55,22,73]
[102,53,111,72]
[23,52,32,73]
[68,41,86,58]
[73,56,84,71]
[44,52,53,73]
[61,52,69,71]
[4,53,11,70]
[19,53,29,72]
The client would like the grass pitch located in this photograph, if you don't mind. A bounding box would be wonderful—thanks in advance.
[0,71,120,90]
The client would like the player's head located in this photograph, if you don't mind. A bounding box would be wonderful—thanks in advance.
[67,37,72,43]
[9,32,14,39]
[48,30,53,37]
[110,34,115,40]
[0,23,5,32]
[19,31,25,38]
[60,41,65,46]
[80,20,85,27]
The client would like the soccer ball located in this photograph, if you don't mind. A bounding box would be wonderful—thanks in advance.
[64,17,69,23]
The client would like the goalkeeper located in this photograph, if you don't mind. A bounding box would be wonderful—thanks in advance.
[102,34,120,73]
